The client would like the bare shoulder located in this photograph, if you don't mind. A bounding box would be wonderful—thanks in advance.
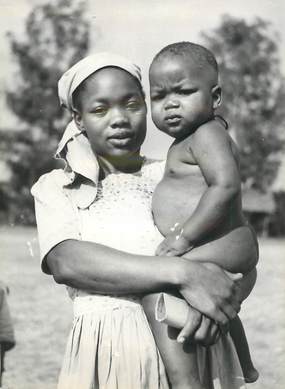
[192,120,230,146]
[190,120,232,157]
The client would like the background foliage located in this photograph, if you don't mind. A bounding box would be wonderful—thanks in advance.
[1,0,90,224]
[203,15,285,191]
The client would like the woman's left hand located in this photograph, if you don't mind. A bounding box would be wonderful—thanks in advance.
[177,306,223,346]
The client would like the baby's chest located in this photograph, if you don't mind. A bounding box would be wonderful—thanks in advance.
[165,142,204,186]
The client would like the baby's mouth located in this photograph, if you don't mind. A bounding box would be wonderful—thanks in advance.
[165,115,182,126]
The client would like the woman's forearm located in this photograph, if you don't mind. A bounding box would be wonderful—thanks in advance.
[46,239,182,294]
[46,239,242,325]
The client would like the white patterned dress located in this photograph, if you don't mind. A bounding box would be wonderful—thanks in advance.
[32,159,246,389]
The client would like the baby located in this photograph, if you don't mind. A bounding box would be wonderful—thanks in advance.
[143,42,259,388]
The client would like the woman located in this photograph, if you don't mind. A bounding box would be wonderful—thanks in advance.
[31,52,249,389]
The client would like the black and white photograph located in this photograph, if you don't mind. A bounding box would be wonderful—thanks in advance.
[0,1,284,388]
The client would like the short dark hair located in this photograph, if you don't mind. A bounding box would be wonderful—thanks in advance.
[151,41,218,74]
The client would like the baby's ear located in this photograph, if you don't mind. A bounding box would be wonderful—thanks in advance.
[212,85,221,109]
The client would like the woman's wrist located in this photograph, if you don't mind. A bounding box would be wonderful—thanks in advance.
[170,257,195,290]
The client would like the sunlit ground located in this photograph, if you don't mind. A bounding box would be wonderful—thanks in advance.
[1,226,284,389]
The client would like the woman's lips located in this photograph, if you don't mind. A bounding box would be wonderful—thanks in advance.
[108,133,133,146]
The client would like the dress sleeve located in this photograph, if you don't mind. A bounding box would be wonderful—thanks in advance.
[31,170,81,274]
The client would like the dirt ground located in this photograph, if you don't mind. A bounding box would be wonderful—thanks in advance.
[1,226,284,389]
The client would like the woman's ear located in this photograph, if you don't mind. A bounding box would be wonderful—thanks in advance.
[73,109,84,132]
[211,85,221,110]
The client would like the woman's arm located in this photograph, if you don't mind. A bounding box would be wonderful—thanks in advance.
[46,239,242,325]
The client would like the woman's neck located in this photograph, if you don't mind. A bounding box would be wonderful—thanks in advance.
[97,152,144,178]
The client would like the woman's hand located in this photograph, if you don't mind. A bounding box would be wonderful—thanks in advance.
[177,306,223,346]
[179,261,242,325]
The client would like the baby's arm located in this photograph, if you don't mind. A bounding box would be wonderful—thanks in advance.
[181,120,241,245]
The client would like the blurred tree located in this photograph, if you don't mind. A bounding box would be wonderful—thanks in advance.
[202,15,285,191]
[4,0,90,224]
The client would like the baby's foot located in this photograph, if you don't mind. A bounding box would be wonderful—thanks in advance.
[244,366,259,383]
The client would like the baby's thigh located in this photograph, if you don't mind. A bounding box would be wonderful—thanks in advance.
[183,226,258,273]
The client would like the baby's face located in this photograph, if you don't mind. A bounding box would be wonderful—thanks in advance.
[74,67,147,159]
[149,56,218,139]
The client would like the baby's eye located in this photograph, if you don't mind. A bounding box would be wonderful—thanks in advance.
[92,106,108,116]
[126,100,141,110]
[178,88,196,95]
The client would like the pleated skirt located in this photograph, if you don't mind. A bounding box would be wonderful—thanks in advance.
[58,294,246,389]
[57,294,169,389]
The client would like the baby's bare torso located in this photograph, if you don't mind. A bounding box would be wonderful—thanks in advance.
[152,135,245,239]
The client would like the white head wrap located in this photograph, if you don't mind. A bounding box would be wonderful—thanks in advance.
[58,51,143,111]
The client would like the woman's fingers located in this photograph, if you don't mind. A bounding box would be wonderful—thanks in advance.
[179,262,242,325]
[219,321,230,335]
[210,322,221,344]
[177,307,202,343]
[193,316,221,346]
[192,316,211,345]
[208,307,229,327]
[221,301,240,320]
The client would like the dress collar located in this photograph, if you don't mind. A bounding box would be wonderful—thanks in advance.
[55,121,100,187]
[55,121,100,209]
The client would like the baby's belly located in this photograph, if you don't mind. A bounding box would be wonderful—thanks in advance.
[152,177,206,236]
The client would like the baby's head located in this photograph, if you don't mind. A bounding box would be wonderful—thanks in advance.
[149,42,221,139]
[58,53,147,160]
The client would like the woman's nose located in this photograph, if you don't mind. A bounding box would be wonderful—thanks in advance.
[110,108,129,127]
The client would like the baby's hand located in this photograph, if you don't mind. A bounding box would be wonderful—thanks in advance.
[155,230,193,256]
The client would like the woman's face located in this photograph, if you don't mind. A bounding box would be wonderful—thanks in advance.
[74,67,147,160]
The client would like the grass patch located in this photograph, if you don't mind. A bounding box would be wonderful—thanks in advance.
[1,226,71,389]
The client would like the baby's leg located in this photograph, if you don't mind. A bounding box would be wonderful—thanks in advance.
[182,225,258,274]
[181,225,258,383]
[142,293,206,389]
[230,316,259,383]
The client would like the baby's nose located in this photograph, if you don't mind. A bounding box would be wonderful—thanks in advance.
[164,97,180,110]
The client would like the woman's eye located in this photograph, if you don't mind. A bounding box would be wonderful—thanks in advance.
[92,106,108,115]
[126,101,141,110]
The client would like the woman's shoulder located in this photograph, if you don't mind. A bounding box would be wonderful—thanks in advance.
[31,169,71,200]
